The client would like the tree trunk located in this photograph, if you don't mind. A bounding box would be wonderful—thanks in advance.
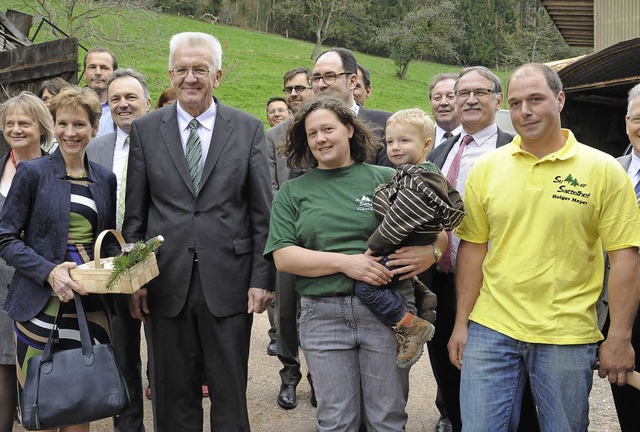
[311,36,322,60]
[400,60,411,80]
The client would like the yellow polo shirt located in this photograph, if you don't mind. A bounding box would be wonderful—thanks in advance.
[456,130,640,344]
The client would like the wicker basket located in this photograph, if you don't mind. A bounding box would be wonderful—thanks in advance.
[69,229,160,294]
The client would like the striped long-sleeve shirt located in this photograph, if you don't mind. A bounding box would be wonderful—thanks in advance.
[367,162,465,252]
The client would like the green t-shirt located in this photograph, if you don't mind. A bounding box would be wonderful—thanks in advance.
[264,163,394,296]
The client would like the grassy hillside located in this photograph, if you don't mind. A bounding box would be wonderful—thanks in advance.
[7,5,510,123]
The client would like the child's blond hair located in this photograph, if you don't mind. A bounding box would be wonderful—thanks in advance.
[386,108,435,143]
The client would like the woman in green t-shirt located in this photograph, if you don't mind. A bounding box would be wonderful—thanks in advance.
[264,96,440,430]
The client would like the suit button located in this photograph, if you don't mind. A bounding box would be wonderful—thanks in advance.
[194,210,200,217]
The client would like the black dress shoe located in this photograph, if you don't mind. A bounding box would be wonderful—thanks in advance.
[277,384,297,409]
[435,416,453,432]
[309,381,317,407]
[267,340,277,356]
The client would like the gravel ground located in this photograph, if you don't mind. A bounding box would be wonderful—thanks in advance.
[14,312,622,431]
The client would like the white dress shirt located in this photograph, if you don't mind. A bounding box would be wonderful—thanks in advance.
[176,99,217,165]
[441,123,500,269]
[434,124,462,148]
[113,128,130,214]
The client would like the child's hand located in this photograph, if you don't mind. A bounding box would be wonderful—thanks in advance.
[364,248,374,256]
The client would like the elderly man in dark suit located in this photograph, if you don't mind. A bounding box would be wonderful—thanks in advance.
[87,67,151,432]
[602,82,640,432]
[425,66,538,432]
[124,32,274,432]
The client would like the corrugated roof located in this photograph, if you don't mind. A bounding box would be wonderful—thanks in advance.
[555,37,640,96]
[542,0,594,48]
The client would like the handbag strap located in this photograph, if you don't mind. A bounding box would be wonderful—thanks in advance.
[41,295,94,363]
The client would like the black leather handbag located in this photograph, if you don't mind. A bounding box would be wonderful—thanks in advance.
[20,295,130,430]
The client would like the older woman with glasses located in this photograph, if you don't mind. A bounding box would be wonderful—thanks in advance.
[0,86,118,432]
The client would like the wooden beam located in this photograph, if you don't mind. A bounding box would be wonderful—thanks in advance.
[0,60,78,84]
[0,11,31,46]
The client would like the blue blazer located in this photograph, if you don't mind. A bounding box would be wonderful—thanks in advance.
[0,150,117,322]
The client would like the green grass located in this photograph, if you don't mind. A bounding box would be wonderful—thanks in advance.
[7,4,511,124]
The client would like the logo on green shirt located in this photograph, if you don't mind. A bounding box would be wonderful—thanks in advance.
[355,195,373,212]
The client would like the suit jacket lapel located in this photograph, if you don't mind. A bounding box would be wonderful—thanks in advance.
[160,106,196,194]
[618,154,632,171]
[200,99,232,187]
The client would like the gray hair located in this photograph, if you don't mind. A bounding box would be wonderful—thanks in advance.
[107,68,151,100]
[628,83,640,115]
[456,66,502,94]
[169,32,222,72]
[429,73,459,100]
[0,91,54,147]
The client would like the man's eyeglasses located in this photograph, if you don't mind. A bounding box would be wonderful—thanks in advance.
[284,85,310,95]
[628,115,640,125]
[455,88,495,99]
[310,72,351,86]
[170,68,210,79]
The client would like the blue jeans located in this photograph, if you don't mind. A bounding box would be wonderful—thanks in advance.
[299,295,409,432]
[460,322,597,432]
[354,255,416,327]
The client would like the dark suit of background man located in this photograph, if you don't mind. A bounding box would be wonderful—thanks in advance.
[123,32,274,432]
[311,47,393,167]
[425,66,539,432]
[603,82,640,432]
[87,68,151,432]
[265,67,314,410]
[354,64,371,107]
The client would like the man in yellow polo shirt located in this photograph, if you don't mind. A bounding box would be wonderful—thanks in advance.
[448,63,640,431]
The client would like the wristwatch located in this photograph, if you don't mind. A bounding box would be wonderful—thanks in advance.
[431,244,442,262]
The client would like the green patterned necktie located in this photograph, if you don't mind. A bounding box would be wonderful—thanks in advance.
[117,136,129,231]
[186,119,203,195]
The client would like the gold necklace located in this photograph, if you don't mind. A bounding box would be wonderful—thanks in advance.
[66,168,87,179]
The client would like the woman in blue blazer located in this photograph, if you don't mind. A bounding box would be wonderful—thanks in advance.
[0,87,117,432]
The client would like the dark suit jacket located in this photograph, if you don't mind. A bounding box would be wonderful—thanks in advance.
[123,98,275,318]
[358,106,394,167]
[428,128,514,169]
[0,150,117,322]
[265,119,291,194]
[87,131,117,169]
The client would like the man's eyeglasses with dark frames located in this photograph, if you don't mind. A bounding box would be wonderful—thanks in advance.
[309,72,351,86]
[284,85,311,95]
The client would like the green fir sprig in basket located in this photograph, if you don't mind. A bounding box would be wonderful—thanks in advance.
[105,236,164,291]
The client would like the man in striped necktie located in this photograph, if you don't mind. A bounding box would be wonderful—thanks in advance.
[86,68,151,432]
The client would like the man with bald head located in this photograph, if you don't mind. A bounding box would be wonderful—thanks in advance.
[311,48,393,167]
[451,63,640,431]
